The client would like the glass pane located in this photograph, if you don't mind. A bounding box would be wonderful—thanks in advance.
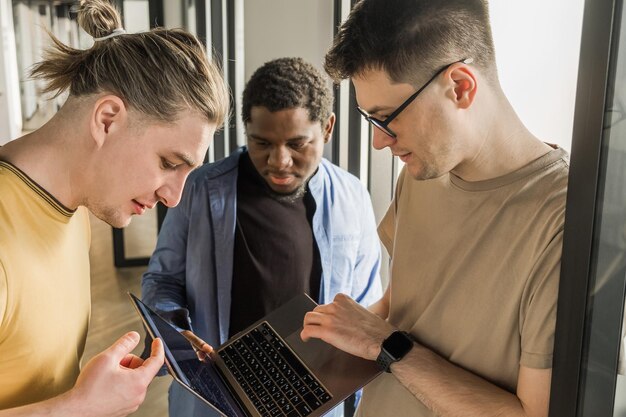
[576,1,626,415]
[614,4,626,414]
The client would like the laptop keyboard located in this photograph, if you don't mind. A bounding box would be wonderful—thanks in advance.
[219,322,332,417]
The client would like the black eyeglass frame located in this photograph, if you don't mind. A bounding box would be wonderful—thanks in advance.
[357,58,474,138]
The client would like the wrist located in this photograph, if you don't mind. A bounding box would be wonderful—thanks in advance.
[35,389,77,417]
[367,322,399,360]
[57,386,93,417]
[66,389,84,416]
[375,330,415,373]
[368,336,386,361]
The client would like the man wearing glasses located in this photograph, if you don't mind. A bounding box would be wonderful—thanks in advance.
[301,1,569,416]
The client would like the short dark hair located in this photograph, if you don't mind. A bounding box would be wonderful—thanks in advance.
[242,57,333,125]
[325,0,497,86]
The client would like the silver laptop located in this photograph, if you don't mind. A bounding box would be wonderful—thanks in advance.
[129,293,381,417]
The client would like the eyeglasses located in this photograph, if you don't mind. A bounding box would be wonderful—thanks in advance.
[357,58,473,138]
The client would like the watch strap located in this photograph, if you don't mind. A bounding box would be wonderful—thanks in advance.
[375,348,396,373]
[376,330,414,373]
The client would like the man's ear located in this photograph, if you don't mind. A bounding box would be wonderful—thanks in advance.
[90,95,128,148]
[323,112,336,143]
[447,65,477,110]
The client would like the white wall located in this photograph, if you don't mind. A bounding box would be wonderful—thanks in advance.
[123,0,150,32]
[490,0,585,152]
[163,0,184,29]
[243,0,333,81]
[0,0,22,143]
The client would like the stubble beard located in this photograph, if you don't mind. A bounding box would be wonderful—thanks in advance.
[268,181,309,204]
[89,201,130,228]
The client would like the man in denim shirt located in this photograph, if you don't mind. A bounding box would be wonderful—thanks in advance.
[142,57,383,417]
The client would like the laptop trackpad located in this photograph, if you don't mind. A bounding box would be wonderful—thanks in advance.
[284,329,381,398]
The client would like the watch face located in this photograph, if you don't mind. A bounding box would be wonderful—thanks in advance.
[382,331,413,359]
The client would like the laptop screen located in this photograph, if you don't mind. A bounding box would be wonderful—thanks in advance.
[131,295,243,417]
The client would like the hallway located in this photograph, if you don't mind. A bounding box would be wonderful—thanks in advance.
[84,210,169,417]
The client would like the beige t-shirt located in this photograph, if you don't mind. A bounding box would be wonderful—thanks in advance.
[357,147,569,417]
[0,161,91,408]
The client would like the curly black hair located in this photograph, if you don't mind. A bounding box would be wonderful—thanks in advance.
[242,57,333,125]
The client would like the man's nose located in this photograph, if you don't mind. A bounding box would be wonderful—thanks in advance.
[267,146,293,170]
[156,174,187,208]
[372,127,396,150]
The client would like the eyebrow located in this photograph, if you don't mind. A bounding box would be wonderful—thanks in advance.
[248,134,310,142]
[361,105,395,116]
[173,152,197,168]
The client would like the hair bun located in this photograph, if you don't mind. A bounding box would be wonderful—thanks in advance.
[76,0,123,39]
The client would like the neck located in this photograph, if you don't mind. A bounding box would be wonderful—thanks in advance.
[0,110,89,209]
[451,89,553,182]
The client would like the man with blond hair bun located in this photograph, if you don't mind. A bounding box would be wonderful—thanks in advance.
[0,0,229,415]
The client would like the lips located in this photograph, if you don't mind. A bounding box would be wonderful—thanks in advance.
[132,199,146,215]
[268,174,295,186]
[392,151,412,163]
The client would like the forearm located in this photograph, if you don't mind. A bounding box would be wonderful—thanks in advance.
[141,273,187,311]
[390,344,536,417]
[302,294,547,417]
[0,390,81,417]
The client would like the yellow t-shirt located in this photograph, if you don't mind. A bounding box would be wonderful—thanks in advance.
[0,161,91,409]
[357,147,569,417]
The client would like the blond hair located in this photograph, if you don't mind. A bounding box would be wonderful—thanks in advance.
[30,0,229,126]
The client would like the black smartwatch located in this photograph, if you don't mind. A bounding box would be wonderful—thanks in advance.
[376,330,414,373]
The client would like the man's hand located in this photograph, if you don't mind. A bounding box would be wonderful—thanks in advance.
[66,331,165,417]
[300,293,396,360]
[180,330,214,362]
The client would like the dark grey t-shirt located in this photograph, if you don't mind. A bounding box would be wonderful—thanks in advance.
[229,152,321,337]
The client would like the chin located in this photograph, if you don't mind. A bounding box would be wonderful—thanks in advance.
[270,184,297,194]
[268,182,308,204]
[407,166,427,180]
[406,160,442,180]
[116,217,133,228]
[94,209,131,228]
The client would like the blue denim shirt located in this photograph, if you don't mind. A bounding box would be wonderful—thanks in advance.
[142,148,382,417]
